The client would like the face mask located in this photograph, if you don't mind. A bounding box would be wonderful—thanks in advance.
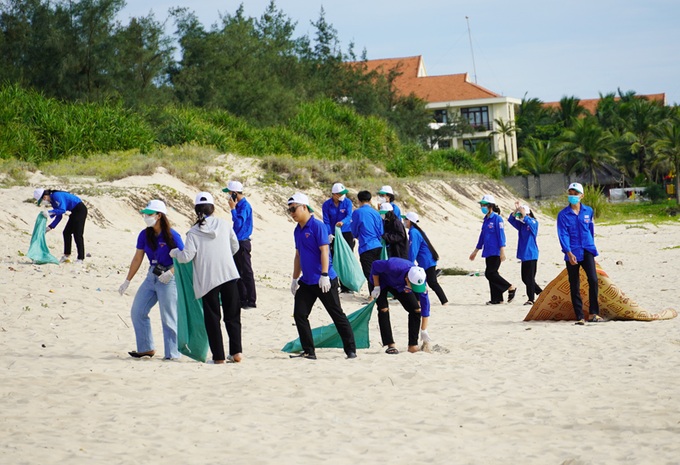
[481,207,489,215]
[378,196,387,204]
[339,195,346,201]
[568,195,580,205]
[143,214,158,227]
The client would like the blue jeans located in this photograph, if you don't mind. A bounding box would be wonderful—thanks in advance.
[130,267,180,359]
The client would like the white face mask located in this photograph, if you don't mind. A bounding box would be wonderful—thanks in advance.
[339,194,346,201]
[143,214,158,228]
[378,196,387,204]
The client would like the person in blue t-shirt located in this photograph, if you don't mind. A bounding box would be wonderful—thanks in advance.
[288,193,357,360]
[556,182,603,325]
[118,200,184,360]
[404,211,448,305]
[469,194,517,305]
[351,190,384,292]
[370,258,430,354]
[322,182,355,293]
[508,201,543,305]
[34,188,88,263]
[224,180,257,309]
[377,185,401,219]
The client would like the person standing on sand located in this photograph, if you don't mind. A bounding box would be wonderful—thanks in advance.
[380,203,408,259]
[119,200,184,360]
[556,182,604,325]
[170,192,243,364]
[369,257,429,354]
[223,180,257,309]
[322,182,355,293]
[288,193,357,360]
[507,201,543,305]
[34,188,88,263]
[469,194,517,305]
[351,190,384,293]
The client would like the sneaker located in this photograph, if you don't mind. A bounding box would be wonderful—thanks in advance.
[486,301,502,305]
[346,352,357,359]
[59,255,71,263]
[574,319,586,326]
[75,259,83,264]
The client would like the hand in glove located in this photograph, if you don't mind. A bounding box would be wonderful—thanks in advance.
[370,285,381,300]
[169,248,179,258]
[119,280,130,296]
[290,278,299,296]
[328,234,334,243]
[420,329,432,343]
[318,274,331,293]
[41,210,50,219]
[158,270,174,284]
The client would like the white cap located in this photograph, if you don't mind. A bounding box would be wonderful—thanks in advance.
[331,183,349,194]
[407,266,427,293]
[568,182,584,194]
[33,188,45,204]
[404,211,419,223]
[140,199,168,215]
[379,202,393,213]
[195,192,214,205]
[287,192,314,213]
[479,194,496,205]
[223,181,243,193]
[377,185,394,195]
[521,204,531,214]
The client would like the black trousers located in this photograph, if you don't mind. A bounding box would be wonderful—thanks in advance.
[359,247,382,292]
[425,265,448,304]
[234,239,257,306]
[376,287,421,347]
[293,279,356,356]
[520,259,543,302]
[566,251,600,320]
[332,231,355,292]
[484,256,511,303]
[202,279,242,361]
[63,202,87,260]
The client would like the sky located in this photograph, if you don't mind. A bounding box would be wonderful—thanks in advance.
[118,0,680,105]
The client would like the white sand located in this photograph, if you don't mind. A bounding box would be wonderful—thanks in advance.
[1,162,679,465]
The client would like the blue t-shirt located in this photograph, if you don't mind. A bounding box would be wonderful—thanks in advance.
[370,257,430,315]
[47,192,83,229]
[391,202,401,220]
[475,212,506,258]
[508,214,539,261]
[231,197,253,241]
[136,228,184,268]
[408,227,436,269]
[351,204,384,254]
[322,197,353,234]
[557,204,598,262]
[294,215,337,285]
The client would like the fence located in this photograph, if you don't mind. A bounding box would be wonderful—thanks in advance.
[502,174,586,200]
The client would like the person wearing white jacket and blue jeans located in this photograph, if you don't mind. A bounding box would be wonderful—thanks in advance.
[171,192,242,364]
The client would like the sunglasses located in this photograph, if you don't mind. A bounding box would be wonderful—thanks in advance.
[287,204,302,213]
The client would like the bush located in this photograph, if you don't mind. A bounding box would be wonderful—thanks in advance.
[643,183,666,203]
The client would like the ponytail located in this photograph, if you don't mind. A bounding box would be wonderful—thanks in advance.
[411,222,440,262]
[194,204,214,227]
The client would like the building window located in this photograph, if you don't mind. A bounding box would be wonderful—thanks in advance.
[433,109,448,124]
[460,106,490,131]
[462,138,491,153]
[438,139,452,149]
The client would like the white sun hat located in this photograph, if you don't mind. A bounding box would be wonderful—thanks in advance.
[195,192,214,205]
[140,199,168,215]
[377,185,394,195]
[568,182,584,194]
[222,181,244,193]
[408,266,427,293]
[331,183,349,194]
[287,192,314,213]
[479,194,496,205]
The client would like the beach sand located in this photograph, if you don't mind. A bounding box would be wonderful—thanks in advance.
[1,163,679,465]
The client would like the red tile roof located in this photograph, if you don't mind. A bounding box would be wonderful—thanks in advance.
[358,56,501,103]
[543,94,667,114]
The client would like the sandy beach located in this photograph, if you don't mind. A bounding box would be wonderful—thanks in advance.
[1,159,679,465]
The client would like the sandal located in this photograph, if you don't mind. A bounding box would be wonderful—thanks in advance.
[507,288,517,303]
[523,300,534,306]
[589,315,605,323]
[289,352,317,360]
[128,350,155,358]
[385,347,399,355]
[574,319,586,326]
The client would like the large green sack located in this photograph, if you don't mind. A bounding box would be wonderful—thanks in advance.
[173,259,209,362]
[380,239,389,260]
[332,226,366,292]
[281,300,375,353]
[27,213,59,265]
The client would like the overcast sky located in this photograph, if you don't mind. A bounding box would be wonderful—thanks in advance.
[118,0,680,105]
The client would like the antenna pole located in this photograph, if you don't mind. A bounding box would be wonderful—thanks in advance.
[465,16,478,84]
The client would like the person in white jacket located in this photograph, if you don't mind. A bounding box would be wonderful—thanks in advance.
[170,192,242,364]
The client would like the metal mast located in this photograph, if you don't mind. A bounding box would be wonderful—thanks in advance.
[465,16,478,84]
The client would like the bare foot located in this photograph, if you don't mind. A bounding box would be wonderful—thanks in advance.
[228,353,242,363]
[408,345,420,353]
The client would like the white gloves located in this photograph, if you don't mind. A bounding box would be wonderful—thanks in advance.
[319,275,331,293]
[169,248,179,258]
[370,285,381,300]
[41,210,50,219]
[328,234,334,243]
[420,329,432,343]
[290,278,299,296]
[158,270,174,284]
[119,280,130,296]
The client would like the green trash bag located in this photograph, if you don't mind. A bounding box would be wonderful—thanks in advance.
[281,300,375,353]
[27,213,59,265]
[332,226,366,292]
[380,239,389,260]
[173,259,209,362]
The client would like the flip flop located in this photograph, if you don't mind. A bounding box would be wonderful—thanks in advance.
[128,350,155,358]
[385,347,399,355]
[289,353,317,360]
[507,288,517,303]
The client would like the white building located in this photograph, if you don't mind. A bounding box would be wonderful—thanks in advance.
[362,56,521,166]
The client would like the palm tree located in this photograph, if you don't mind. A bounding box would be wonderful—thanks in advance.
[491,118,518,167]
[619,98,664,179]
[555,96,587,128]
[516,138,560,176]
[559,117,617,184]
[652,113,680,204]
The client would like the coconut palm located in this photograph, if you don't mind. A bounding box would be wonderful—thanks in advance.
[516,138,559,176]
[619,98,664,179]
[558,117,617,184]
[491,118,518,167]
[555,96,587,128]
[652,112,680,204]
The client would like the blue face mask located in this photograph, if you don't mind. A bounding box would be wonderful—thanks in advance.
[568,195,580,205]
[481,206,489,215]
